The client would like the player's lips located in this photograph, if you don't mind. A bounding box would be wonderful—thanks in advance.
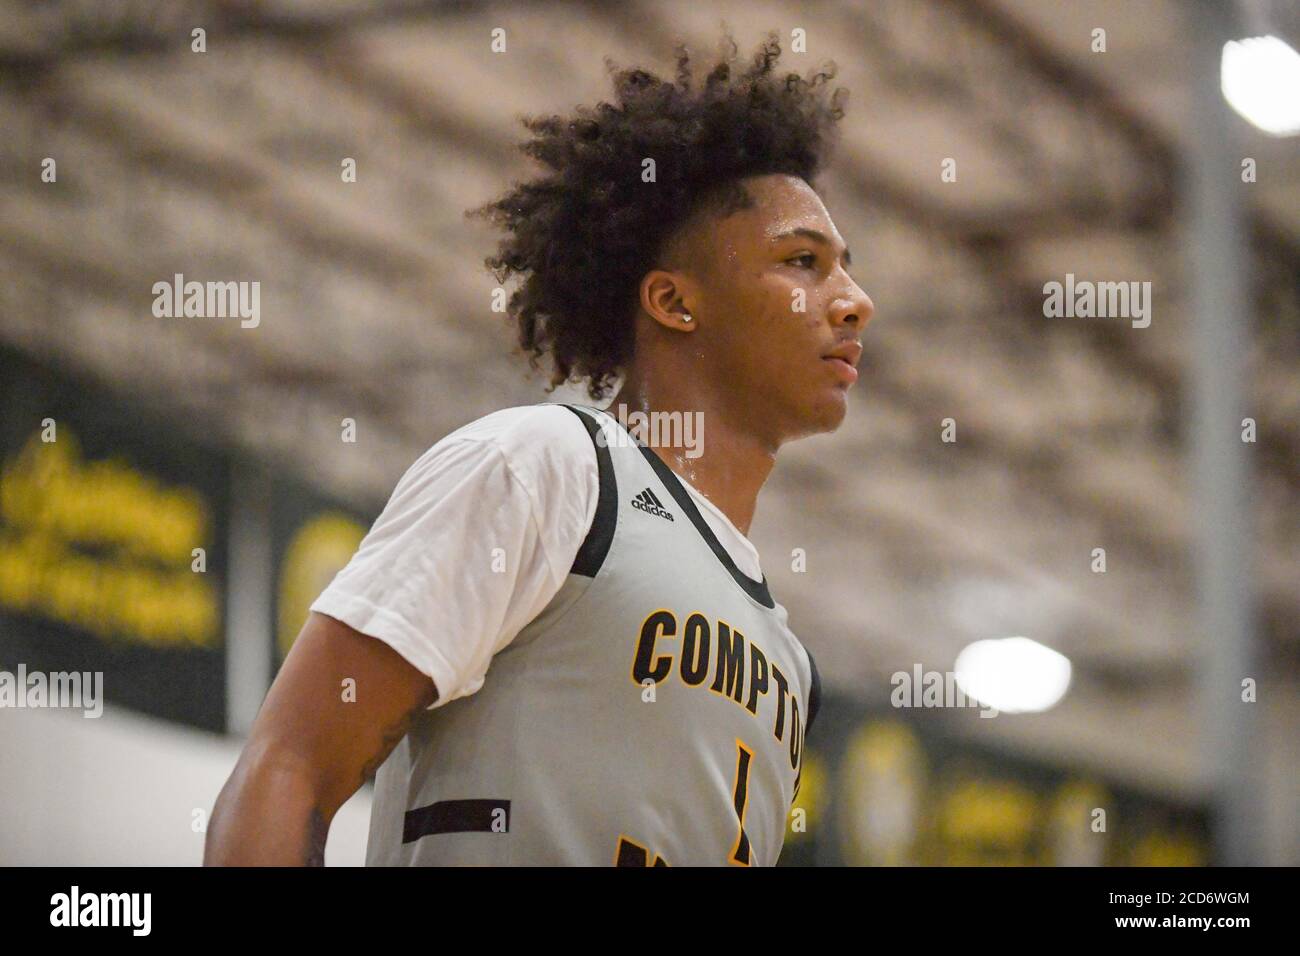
[822,341,862,385]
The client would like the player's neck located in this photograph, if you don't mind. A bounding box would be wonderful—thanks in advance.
[607,377,775,537]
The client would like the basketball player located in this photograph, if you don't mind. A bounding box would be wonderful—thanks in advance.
[205,33,872,866]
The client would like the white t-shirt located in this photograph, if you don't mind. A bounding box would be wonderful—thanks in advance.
[309,404,764,710]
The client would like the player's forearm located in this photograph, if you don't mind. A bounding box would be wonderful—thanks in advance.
[204,744,337,866]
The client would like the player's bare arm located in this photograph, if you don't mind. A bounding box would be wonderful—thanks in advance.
[204,611,437,866]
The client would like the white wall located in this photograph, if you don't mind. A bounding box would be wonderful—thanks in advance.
[0,702,373,865]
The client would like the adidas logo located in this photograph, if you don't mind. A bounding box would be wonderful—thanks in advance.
[631,487,674,521]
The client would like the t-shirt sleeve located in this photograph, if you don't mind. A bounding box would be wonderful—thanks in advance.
[308,405,598,709]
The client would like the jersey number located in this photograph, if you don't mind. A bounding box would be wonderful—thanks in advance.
[615,738,755,867]
[728,738,754,866]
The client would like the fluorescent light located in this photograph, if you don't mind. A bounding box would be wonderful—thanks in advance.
[1221,35,1300,136]
[954,637,1072,714]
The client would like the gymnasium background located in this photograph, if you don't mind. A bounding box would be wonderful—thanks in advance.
[1,0,1296,866]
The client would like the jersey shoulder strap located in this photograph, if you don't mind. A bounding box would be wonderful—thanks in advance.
[558,404,618,577]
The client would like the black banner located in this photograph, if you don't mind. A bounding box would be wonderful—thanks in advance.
[0,866,1276,939]
[0,347,228,730]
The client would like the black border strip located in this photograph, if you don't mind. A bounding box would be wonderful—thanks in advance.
[806,648,822,738]
[561,404,618,578]
[402,798,511,843]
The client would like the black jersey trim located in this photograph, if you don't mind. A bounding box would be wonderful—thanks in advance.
[582,406,776,609]
[403,798,511,842]
[805,648,822,739]
[560,404,618,578]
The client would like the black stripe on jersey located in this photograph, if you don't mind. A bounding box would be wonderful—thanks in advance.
[562,405,618,578]
[402,798,511,842]
[805,649,822,739]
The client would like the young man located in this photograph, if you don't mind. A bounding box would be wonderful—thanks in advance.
[205,33,872,866]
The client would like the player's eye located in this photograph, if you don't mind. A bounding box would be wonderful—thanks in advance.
[787,253,818,269]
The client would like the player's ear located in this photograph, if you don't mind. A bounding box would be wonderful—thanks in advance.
[638,269,697,333]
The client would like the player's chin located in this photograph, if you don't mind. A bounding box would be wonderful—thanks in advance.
[796,386,851,435]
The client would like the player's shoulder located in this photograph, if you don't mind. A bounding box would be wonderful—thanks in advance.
[443,403,596,455]
[425,404,600,489]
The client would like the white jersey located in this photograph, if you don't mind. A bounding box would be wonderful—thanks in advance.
[319,404,821,865]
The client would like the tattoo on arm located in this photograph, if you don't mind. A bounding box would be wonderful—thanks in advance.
[304,807,328,866]
[301,684,437,866]
[357,683,439,791]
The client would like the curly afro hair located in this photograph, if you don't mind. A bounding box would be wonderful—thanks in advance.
[467,30,849,400]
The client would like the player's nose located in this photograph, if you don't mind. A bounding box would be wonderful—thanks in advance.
[828,278,874,330]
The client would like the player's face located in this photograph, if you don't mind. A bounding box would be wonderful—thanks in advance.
[690,174,873,442]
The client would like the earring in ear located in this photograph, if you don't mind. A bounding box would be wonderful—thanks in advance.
[682,313,693,323]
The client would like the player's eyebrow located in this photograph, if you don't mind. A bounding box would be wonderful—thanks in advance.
[769,227,852,267]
